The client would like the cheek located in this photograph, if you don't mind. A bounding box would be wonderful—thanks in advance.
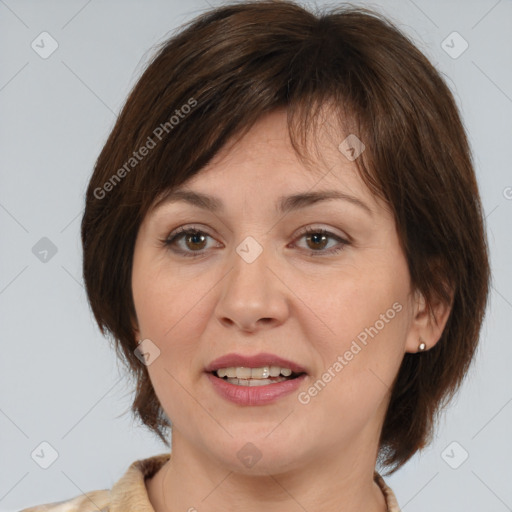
[305,253,411,401]
[132,257,208,341]
[132,260,218,383]
[134,274,210,428]
[298,298,408,442]
[131,262,207,416]
[305,260,410,351]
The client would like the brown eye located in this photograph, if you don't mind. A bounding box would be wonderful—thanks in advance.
[164,227,218,258]
[295,227,350,256]
[305,232,329,251]
[163,225,349,259]
[183,231,207,251]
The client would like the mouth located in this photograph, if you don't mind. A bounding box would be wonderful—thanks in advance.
[210,365,306,387]
[205,352,307,385]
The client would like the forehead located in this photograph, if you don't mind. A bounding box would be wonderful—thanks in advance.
[203,108,344,171]
[176,109,381,212]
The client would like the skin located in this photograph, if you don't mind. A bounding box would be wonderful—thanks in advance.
[132,108,451,512]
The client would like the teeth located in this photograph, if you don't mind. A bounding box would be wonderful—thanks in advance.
[216,368,226,378]
[250,366,269,379]
[235,367,252,379]
[215,366,296,379]
[269,366,281,377]
[225,376,289,386]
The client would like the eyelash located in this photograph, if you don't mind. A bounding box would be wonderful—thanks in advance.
[161,225,350,258]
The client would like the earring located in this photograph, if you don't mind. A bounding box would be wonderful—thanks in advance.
[418,338,427,351]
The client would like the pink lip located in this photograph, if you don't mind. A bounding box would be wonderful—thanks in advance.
[204,352,307,406]
[204,352,307,374]
[206,372,307,406]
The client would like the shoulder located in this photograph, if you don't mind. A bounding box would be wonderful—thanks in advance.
[18,489,110,512]
[17,453,170,512]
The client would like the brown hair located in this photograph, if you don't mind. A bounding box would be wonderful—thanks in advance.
[81,0,490,474]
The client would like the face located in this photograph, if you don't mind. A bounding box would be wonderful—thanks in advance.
[131,109,419,475]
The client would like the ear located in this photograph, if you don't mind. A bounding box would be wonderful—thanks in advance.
[405,288,453,353]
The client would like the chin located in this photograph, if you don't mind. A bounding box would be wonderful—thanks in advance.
[206,435,308,476]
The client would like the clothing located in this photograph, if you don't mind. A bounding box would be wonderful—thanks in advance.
[19,453,401,512]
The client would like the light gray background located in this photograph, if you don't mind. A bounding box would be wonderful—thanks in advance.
[1,0,511,511]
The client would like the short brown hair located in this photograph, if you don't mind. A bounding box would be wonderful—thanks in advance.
[81,0,490,474]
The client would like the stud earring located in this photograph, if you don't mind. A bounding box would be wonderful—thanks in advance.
[418,338,427,351]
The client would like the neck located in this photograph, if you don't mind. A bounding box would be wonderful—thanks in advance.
[147,432,388,512]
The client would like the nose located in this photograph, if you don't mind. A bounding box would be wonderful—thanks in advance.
[214,240,290,333]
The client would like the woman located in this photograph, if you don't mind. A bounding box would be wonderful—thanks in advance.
[21,1,490,511]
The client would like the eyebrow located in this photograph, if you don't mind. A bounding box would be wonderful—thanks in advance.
[153,188,373,217]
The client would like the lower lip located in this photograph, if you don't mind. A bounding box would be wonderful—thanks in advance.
[206,373,307,406]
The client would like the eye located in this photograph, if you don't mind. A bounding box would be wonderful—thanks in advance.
[162,225,350,258]
[162,225,219,258]
[292,226,350,256]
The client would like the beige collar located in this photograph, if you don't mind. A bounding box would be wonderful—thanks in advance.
[109,453,401,512]
[21,452,401,512]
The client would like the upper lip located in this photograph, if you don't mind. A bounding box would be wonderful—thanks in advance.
[205,352,307,374]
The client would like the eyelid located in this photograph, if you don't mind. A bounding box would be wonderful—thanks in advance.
[163,224,221,252]
[291,226,350,256]
[294,223,351,243]
[162,223,351,258]
[164,223,350,242]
